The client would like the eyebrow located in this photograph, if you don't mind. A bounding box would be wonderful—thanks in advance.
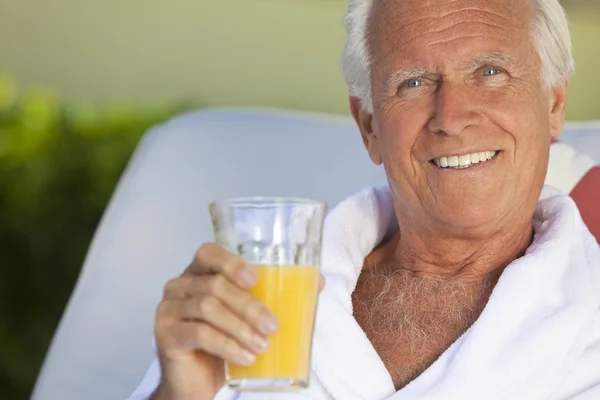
[385,68,428,93]
[467,52,518,71]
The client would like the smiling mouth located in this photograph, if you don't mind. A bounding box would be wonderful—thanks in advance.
[430,150,500,169]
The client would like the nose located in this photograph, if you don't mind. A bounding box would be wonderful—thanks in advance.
[427,81,483,136]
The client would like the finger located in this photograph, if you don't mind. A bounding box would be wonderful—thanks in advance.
[319,274,326,292]
[160,320,257,366]
[157,297,269,354]
[187,243,257,289]
[163,275,199,300]
[163,274,279,336]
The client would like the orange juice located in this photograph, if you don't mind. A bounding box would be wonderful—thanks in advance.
[227,265,320,386]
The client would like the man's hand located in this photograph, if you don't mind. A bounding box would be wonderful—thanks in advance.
[152,243,325,399]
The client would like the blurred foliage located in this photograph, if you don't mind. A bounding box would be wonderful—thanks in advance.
[0,75,188,399]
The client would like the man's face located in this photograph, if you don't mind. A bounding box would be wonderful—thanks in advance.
[356,0,567,234]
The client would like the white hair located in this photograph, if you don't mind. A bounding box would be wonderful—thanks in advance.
[341,0,575,113]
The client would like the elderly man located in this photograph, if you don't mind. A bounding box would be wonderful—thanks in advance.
[129,0,600,399]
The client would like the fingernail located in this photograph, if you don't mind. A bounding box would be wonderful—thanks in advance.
[251,334,269,353]
[238,266,258,288]
[259,316,279,335]
[238,350,256,366]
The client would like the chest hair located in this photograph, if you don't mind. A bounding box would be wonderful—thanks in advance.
[352,269,494,390]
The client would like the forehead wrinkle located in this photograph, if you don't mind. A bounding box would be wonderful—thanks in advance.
[425,33,498,49]
[436,7,515,24]
[372,1,529,55]
[379,19,513,59]
[379,2,517,32]
[427,20,510,37]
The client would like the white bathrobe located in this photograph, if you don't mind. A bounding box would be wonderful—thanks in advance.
[129,185,600,400]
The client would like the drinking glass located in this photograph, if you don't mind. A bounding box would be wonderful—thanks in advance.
[209,197,327,392]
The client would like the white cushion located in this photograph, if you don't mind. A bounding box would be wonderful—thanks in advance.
[561,121,600,163]
[547,121,600,194]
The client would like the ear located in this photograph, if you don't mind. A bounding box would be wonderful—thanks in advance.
[349,96,382,165]
[549,81,568,139]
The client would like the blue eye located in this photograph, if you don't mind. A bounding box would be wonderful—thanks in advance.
[406,79,424,88]
[482,68,502,76]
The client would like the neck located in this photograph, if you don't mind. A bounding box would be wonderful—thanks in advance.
[368,212,534,282]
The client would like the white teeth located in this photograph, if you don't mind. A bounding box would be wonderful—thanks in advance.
[433,151,498,169]
[458,154,471,167]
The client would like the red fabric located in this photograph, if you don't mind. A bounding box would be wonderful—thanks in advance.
[569,166,600,243]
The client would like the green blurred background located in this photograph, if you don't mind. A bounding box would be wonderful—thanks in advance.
[0,1,599,399]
